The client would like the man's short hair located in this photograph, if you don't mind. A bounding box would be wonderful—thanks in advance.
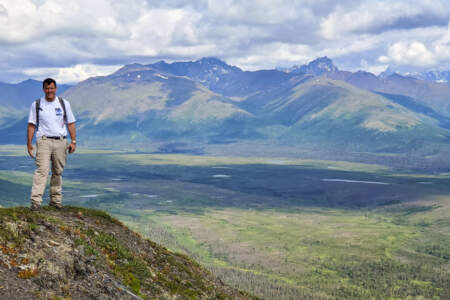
[43,78,57,88]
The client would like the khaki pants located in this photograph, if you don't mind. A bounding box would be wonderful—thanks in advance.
[30,137,67,206]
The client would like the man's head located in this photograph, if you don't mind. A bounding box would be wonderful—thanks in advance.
[42,78,57,101]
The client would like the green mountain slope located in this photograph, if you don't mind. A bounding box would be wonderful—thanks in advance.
[63,66,252,143]
[238,76,450,152]
[374,74,450,117]
[291,57,450,118]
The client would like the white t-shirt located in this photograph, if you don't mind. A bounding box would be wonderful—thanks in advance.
[28,97,76,138]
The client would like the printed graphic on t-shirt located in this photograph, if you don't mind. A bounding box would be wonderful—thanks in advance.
[55,107,63,116]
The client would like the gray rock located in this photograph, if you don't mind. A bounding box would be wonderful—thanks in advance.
[76,245,85,256]
[96,294,109,300]
[87,264,96,274]
[74,259,87,276]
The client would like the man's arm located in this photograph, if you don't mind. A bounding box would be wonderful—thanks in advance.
[67,122,76,153]
[27,123,36,158]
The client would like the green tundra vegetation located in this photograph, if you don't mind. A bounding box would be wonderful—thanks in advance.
[0,145,449,299]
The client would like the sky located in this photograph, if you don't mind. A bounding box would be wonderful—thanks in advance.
[0,0,450,84]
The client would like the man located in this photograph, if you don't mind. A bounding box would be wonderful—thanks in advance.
[27,78,77,210]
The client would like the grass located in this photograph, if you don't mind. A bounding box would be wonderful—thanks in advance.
[111,152,391,172]
[117,192,449,298]
[131,208,438,297]
[123,204,449,299]
[0,147,449,299]
[0,145,28,156]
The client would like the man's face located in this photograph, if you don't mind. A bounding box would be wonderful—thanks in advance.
[43,82,57,101]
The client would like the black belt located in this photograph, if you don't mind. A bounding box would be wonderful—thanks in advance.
[45,136,66,140]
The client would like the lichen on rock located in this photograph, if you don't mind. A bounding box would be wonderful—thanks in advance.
[0,206,255,300]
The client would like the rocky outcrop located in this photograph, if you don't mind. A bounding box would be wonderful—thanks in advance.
[0,206,254,300]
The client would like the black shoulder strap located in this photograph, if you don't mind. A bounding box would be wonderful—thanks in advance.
[58,97,68,124]
[35,99,40,130]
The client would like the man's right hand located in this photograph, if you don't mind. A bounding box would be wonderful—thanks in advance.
[27,123,36,159]
[27,143,35,159]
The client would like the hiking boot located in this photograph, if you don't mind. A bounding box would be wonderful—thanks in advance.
[49,202,63,210]
[30,203,42,211]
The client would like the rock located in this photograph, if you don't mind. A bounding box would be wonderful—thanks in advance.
[33,272,60,289]
[104,283,115,295]
[48,240,60,247]
[30,233,38,242]
[76,245,85,256]
[34,225,45,234]
[97,294,109,300]
[5,222,19,239]
[74,259,87,277]
[87,264,96,274]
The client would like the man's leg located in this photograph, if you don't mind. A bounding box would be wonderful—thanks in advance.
[30,138,51,207]
[49,139,67,205]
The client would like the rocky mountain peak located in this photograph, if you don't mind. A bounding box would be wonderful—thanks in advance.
[378,66,450,83]
[194,57,242,75]
[197,57,227,66]
[149,57,242,77]
[378,65,396,79]
[413,70,450,83]
[113,63,151,76]
[291,56,339,76]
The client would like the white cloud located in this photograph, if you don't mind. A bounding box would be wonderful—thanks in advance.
[23,64,121,84]
[319,1,448,40]
[228,42,313,71]
[375,22,450,70]
[378,41,437,67]
[207,0,300,24]
[0,0,450,83]
[105,7,207,58]
[431,20,450,62]
[366,64,389,75]
[0,0,130,44]
[322,35,378,58]
[0,0,39,43]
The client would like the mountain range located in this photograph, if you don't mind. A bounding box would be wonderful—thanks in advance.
[0,80,71,129]
[0,57,449,164]
[379,66,450,83]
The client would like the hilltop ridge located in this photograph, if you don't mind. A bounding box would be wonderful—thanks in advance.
[0,206,254,300]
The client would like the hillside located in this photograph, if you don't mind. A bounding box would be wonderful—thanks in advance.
[293,57,450,118]
[237,75,449,152]
[63,65,251,144]
[0,206,253,300]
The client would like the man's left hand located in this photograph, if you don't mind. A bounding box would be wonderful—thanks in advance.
[67,142,76,154]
